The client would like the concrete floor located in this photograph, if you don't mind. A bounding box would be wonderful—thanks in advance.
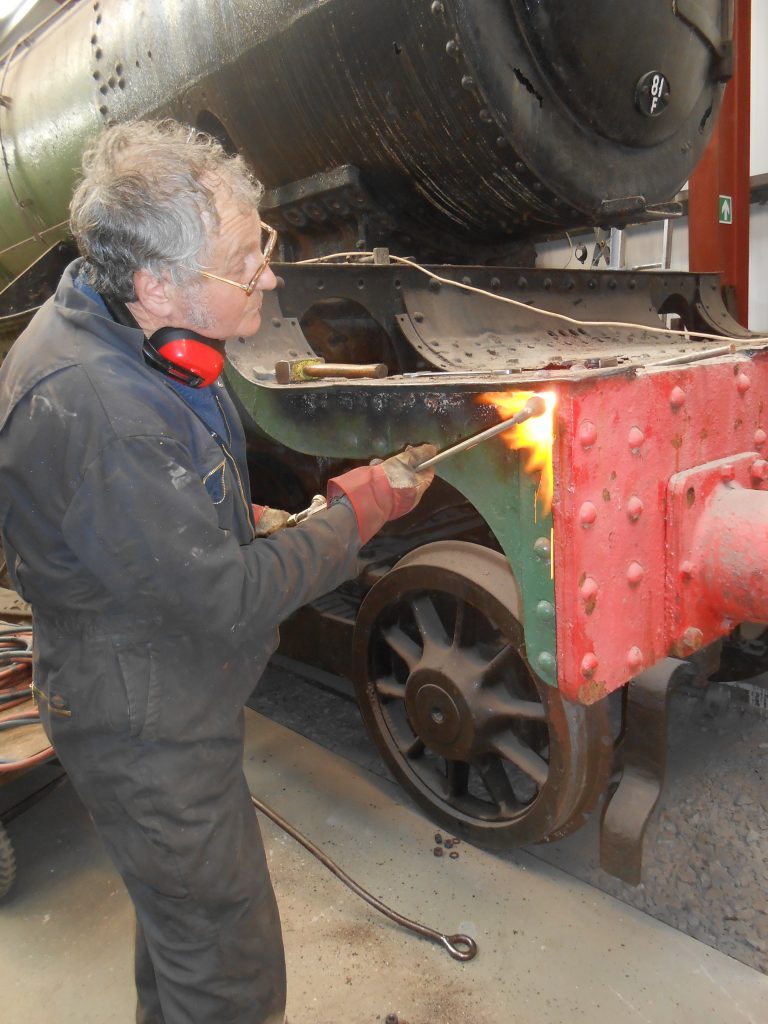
[1,709,767,1024]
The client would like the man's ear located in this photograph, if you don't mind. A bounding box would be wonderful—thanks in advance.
[132,268,174,319]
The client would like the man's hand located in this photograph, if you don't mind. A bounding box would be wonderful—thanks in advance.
[326,442,438,544]
[252,505,292,537]
[378,444,437,516]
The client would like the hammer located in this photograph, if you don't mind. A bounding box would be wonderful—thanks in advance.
[275,357,388,384]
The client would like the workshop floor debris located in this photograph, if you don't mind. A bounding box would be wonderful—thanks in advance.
[1,708,766,1024]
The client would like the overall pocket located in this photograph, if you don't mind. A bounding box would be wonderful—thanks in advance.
[112,639,161,739]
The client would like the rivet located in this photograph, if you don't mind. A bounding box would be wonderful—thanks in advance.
[495,136,508,147]
[670,386,686,410]
[413,311,424,323]
[536,600,555,621]
[445,39,459,56]
[736,373,751,395]
[627,496,644,521]
[579,421,597,448]
[537,651,556,674]
[628,426,645,450]
[533,536,551,560]
[579,577,598,603]
[720,464,736,482]
[682,626,703,651]
[680,560,695,579]
[750,459,768,481]
[627,561,645,586]
[461,75,475,90]
[580,653,598,678]
[430,0,445,13]
[479,109,493,123]
[627,646,644,671]
[579,501,598,527]
[755,428,767,448]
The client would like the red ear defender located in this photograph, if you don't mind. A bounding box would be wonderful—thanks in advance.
[142,327,225,388]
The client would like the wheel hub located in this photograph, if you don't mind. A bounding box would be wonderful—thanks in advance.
[405,663,481,760]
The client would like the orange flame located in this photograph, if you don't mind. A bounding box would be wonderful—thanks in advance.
[475,390,557,516]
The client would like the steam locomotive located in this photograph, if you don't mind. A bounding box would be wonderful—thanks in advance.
[1,0,758,882]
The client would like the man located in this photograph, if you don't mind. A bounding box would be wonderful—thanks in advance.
[0,121,436,1023]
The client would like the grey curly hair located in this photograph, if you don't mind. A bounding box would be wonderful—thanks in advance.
[69,120,264,301]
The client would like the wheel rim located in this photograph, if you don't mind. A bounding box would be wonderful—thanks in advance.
[353,541,611,846]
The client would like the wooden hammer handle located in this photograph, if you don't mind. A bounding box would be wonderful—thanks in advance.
[303,362,388,380]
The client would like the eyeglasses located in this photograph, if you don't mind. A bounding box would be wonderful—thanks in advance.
[198,222,278,296]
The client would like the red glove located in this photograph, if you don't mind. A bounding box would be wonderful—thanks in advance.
[327,444,437,544]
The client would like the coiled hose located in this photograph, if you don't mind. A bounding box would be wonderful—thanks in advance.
[0,625,54,773]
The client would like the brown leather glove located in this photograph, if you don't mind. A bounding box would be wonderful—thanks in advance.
[326,443,438,544]
[252,504,292,537]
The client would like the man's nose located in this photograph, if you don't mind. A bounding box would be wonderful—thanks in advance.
[257,265,278,292]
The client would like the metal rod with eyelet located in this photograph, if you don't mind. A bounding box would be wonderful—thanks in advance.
[250,793,478,962]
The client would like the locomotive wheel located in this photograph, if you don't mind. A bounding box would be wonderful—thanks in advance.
[352,541,612,847]
[0,821,16,899]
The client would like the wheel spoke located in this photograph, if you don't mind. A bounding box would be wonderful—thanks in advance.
[478,642,518,687]
[410,595,449,647]
[403,735,426,759]
[375,676,406,700]
[491,733,549,787]
[382,623,421,671]
[453,599,467,646]
[498,696,547,722]
[478,756,518,812]
[444,759,469,797]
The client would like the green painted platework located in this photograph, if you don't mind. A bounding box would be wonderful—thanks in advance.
[226,368,557,685]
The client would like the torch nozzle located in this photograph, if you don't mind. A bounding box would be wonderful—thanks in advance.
[415,393,550,472]
[523,395,547,418]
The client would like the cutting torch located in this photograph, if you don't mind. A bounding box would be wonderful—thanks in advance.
[286,394,548,526]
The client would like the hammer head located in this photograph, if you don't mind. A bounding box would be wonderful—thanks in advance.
[275,358,325,384]
[275,358,388,383]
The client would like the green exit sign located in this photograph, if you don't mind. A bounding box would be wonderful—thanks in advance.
[719,195,733,224]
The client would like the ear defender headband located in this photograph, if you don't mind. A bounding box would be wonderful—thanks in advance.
[142,327,225,389]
